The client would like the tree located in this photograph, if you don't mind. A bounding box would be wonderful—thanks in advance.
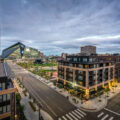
[97,91,102,102]
[104,87,110,97]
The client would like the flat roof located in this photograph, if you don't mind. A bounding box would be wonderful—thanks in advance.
[0,62,14,78]
[0,63,6,77]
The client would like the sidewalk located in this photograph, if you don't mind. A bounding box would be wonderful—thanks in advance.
[54,83,120,112]
[14,80,38,120]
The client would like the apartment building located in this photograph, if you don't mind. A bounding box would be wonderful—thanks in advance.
[81,45,96,55]
[0,59,17,120]
[57,47,120,99]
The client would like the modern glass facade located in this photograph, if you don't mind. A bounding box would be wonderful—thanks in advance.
[2,42,44,59]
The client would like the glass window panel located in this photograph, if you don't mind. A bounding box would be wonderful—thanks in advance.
[0,107,2,114]
[3,95,6,102]
[7,105,10,112]
[0,95,2,103]
[3,106,6,113]
[83,58,87,62]
[7,94,10,101]
[2,83,5,89]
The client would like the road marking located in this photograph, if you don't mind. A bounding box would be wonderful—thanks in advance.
[101,114,109,120]
[66,114,73,120]
[69,112,78,120]
[74,110,84,117]
[62,116,67,120]
[22,77,58,117]
[72,111,81,119]
[77,109,86,115]
[109,117,114,120]
[58,118,62,120]
[104,108,120,116]
[97,112,104,118]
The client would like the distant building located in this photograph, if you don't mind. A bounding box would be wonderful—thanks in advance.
[81,45,96,55]
[2,42,45,59]
[61,53,68,60]
[0,59,17,120]
[34,59,43,64]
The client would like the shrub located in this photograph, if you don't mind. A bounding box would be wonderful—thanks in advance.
[16,93,21,104]
[29,101,36,111]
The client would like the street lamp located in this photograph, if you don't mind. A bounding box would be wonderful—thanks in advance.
[37,103,43,120]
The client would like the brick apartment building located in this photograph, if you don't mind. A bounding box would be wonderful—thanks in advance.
[57,46,120,99]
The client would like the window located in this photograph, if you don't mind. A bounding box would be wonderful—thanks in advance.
[69,64,73,67]
[83,58,88,62]
[78,76,83,80]
[73,58,77,62]
[7,94,10,101]
[3,95,6,102]
[78,71,83,74]
[0,107,2,114]
[2,83,5,90]
[79,64,83,68]
[89,58,93,62]
[67,58,70,61]
[78,58,81,62]
[3,106,6,113]
[0,96,2,103]
[7,105,10,112]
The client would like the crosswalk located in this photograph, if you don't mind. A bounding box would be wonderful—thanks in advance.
[58,109,86,120]
[97,112,114,120]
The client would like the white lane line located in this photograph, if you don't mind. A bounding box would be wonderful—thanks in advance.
[101,114,109,120]
[66,114,73,120]
[72,111,81,119]
[77,109,86,115]
[97,112,104,118]
[104,108,120,116]
[69,112,78,120]
[74,110,84,117]
[109,117,114,120]
[58,118,62,120]
[62,116,68,120]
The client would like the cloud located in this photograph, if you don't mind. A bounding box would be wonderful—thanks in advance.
[0,0,120,55]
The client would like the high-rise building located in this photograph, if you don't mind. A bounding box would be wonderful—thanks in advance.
[0,59,17,120]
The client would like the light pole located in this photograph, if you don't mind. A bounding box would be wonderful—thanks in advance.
[38,103,42,120]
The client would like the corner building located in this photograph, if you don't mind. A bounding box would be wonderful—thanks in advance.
[58,47,120,99]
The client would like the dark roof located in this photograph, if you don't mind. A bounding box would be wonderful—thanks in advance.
[2,42,25,52]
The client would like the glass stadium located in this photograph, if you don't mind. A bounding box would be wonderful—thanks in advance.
[2,42,44,59]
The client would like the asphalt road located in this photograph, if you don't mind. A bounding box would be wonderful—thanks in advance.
[8,62,77,119]
[7,61,120,120]
[106,93,120,114]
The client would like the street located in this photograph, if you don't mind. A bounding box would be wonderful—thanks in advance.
[7,62,120,120]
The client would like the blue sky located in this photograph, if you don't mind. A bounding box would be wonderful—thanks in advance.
[0,0,120,55]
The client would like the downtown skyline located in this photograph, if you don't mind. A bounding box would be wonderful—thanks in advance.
[0,0,120,55]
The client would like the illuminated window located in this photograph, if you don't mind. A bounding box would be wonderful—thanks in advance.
[83,58,88,62]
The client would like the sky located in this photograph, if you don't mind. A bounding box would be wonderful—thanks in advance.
[0,0,120,56]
